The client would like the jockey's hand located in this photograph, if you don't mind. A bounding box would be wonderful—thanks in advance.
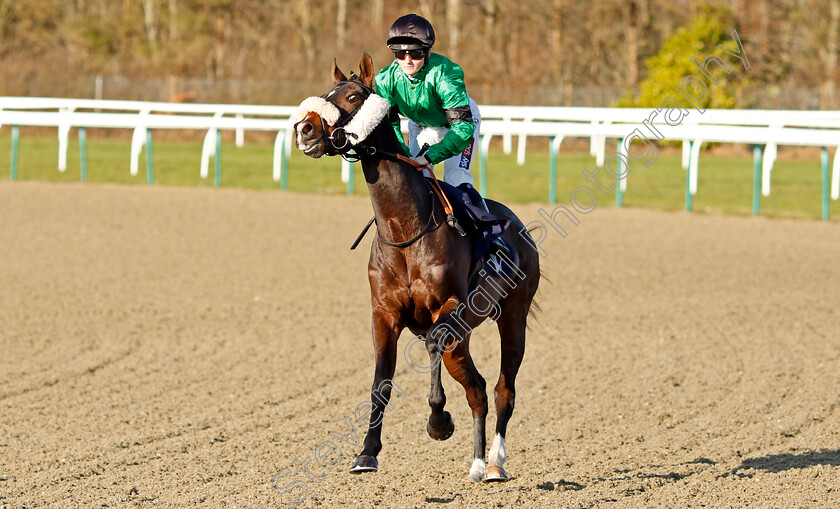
[411,154,431,167]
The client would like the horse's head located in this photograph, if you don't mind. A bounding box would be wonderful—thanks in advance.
[294,53,390,159]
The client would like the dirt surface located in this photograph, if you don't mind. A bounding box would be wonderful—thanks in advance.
[1,181,839,508]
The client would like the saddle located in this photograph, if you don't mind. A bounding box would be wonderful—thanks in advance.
[435,180,519,282]
[436,181,507,256]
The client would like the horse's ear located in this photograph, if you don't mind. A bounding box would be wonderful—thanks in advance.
[359,52,375,89]
[332,58,348,84]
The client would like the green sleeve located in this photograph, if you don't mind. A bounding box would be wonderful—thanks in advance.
[425,73,473,164]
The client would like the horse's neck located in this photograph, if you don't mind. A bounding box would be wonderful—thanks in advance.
[361,123,432,242]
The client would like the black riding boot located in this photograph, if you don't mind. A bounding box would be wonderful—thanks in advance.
[457,183,509,254]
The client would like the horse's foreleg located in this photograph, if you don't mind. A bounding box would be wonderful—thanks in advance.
[350,311,400,474]
[424,334,455,440]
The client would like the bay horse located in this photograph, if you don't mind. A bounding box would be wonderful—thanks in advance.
[293,53,540,483]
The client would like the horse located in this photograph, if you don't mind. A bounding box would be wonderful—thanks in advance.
[293,53,540,483]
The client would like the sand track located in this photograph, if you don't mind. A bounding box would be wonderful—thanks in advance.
[1,181,838,508]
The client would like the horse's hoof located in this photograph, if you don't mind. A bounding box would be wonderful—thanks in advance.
[483,465,508,482]
[461,471,484,484]
[349,455,378,473]
[426,412,455,441]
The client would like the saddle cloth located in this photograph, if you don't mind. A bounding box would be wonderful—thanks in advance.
[435,179,516,279]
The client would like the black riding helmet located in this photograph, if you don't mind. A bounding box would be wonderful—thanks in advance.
[387,13,435,51]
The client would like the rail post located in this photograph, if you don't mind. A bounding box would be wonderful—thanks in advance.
[752,144,762,216]
[215,128,222,187]
[549,136,557,205]
[821,146,829,221]
[685,141,693,212]
[79,127,87,182]
[145,129,154,185]
[616,138,625,208]
[10,125,19,181]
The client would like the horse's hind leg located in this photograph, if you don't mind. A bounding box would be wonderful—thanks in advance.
[485,305,528,482]
[440,333,489,484]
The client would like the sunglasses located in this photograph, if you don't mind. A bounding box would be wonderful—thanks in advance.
[394,49,425,60]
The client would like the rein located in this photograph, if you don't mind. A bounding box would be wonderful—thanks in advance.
[376,180,442,247]
[354,144,467,239]
[350,179,443,250]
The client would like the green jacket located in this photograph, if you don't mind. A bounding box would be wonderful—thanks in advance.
[374,53,474,164]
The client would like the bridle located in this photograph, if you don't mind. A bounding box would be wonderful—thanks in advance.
[294,77,375,159]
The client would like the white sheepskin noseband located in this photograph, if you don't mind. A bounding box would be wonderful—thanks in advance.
[295,93,391,146]
[344,94,390,145]
[295,96,340,126]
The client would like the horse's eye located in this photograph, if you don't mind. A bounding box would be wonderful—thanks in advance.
[348,94,360,103]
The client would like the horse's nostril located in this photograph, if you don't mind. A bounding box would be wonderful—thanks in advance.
[301,123,313,135]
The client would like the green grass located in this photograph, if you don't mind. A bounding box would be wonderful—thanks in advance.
[1,130,837,221]
[476,147,838,221]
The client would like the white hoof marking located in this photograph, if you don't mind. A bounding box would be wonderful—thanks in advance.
[488,433,506,468]
[462,458,486,484]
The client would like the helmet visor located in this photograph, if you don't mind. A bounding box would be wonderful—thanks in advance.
[387,37,429,51]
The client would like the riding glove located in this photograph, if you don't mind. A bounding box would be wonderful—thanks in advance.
[411,154,431,167]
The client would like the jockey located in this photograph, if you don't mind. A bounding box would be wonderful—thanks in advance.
[375,13,507,254]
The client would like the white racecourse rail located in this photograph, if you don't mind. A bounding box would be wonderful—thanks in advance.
[0,97,838,218]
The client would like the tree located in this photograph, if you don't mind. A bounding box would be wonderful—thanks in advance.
[617,6,740,109]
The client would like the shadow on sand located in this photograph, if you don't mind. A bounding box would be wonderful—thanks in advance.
[730,449,840,477]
